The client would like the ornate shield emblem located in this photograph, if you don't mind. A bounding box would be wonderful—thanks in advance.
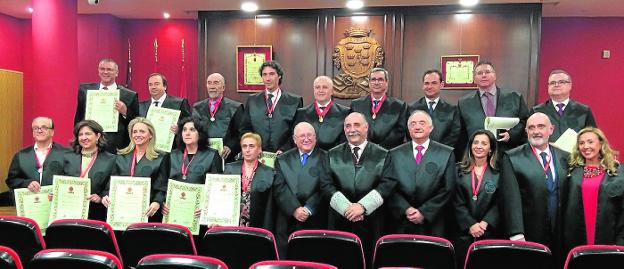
[332,27,384,99]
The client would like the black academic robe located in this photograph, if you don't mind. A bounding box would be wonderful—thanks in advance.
[499,144,569,248]
[224,160,275,230]
[408,97,461,148]
[192,97,245,161]
[561,165,624,255]
[167,148,223,184]
[6,143,68,189]
[457,88,529,153]
[113,152,169,205]
[350,95,407,149]
[273,148,329,256]
[242,91,303,152]
[530,99,597,142]
[63,150,117,220]
[138,95,191,119]
[385,141,457,237]
[74,83,139,154]
[293,102,349,151]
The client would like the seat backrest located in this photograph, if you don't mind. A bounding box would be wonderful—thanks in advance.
[198,226,278,269]
[45,219,122,262]
[287,229,365,269]
[0,246,23,269]
[121,222,197,268]
[465,240,551,269]
[373,234,455,269]
[0,216,46,263]
[29,248,122,269]
[136,254,228,269]
[250,260,337,269]
[564,245,624,269]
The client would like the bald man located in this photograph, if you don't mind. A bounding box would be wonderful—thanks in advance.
[192,73,245,162]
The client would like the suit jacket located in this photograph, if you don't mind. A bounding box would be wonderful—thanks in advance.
[139,94,191,119]
[386,141,457,236]
[293,102,349,151]
[408,97,461,148]
[454,166,500,236]
[350,95,407,149]
[561,165,624,253]
[193,97,245,158]
[6,143,68,189]
[458,88,529,153]
[114,152,169,204]
[500,144,569,247]
[224,161,275,230]
[167,148,223,184]
[242,91,303,152]
[530,99,597,142]
[74,83,139,153]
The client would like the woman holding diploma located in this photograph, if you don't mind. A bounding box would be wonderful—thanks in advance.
[63,120,117,221]
[224,132,275,229]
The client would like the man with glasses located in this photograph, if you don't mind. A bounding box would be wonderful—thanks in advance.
[6,117,69,194]
[350,67,407,150]
[530,69,596,141]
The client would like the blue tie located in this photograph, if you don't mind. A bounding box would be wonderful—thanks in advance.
[301,153,309,166]
[428,101,435,117]
[540,152,557,229]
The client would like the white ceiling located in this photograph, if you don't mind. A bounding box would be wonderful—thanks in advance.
[1,0,622,19]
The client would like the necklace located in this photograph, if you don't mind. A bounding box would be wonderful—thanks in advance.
[583,166,605,178]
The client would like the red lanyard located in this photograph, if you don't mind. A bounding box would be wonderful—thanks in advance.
[80,152,98,178]
[241,160,259,192]
[471,165,487,201]
[34,145,52,173]
[370,94,387,119]
[181,148,196,180]
[209,95,223,120]
[129,148,140,177]
[531,146,552,177]
[314,100,333,123]
[265,89,280,116]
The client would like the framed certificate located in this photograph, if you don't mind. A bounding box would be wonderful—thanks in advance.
[49,175,90,223]
[15,186,53,234]
[106,176,151,230]
[236,45,272,92]
[200,174,241,226]
[163,180,205,235]
[85,89,120,132]
[259,151,277,168]
[146,106,181,153]
[440,55,480,89]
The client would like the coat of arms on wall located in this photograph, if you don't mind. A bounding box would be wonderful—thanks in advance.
[332,27,385,99]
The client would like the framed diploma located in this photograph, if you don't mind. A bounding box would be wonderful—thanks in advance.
[106,176,151,230]
[163,180,205,235]
[15,186,53,234]
[236,45,272,92]
[146,106,181,152]
[85,89,120,132]
[200,174,241,226]
[259,151,277,168]
[49,175,90,223]
[440,55,480,89]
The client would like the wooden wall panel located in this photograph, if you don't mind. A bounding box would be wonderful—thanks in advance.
[0,69,23,193]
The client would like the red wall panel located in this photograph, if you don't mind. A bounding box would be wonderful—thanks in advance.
[0,13,24,71]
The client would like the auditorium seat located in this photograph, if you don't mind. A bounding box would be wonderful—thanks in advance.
[287,229,365,269]
[249,260,337,269]
[373,234,455,269]
[0,246,23,269]
[136,254,228,269]
[0,216,46,264]
[464,239,551,269]
[45,219,122,262]
[121,222,196,268]
[29,249,123,269]
[564,245,624,269]
[197,226,277,269]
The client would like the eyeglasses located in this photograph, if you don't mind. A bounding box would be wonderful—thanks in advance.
[547,80,571,86]
[370,77,386,83]
[295,134,316,140]
[32,126,52,131]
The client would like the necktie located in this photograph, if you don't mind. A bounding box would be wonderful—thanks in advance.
[428,101,436,117]
[267,93,274,108]
[102,86,108,90]
[301,153,309,166]
[319,106,326,112]
[210,100,216,113]
[373,100,380,108]
[556,103,565,117]
[484,92,495,117]
[352,146,360,164]
[415,145,424,165]
[540,151,557,228]
[153,101,159,107]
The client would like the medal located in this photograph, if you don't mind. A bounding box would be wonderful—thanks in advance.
[372,113,377,119]
[210,117,215,122]
[370,94,386,121]
[268,113,273,118]
[315,101,332,124]
[472,195,478,201]
[208,96,222,123]
[319,117,324,123]
[183,175,187,180]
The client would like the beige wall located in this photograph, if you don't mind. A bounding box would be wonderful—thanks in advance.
[0,69,23,192]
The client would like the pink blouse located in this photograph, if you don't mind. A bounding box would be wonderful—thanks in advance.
[581,166,605,245]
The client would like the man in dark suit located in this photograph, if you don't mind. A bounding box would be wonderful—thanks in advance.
[138,72,191,118]
[192,73,244,162]
[321,112,396,266]
[531,69,596,142]
[386,110,457,237]
[273,122,330,256]
[500,112,569,254]
[293,75,349,150]
[242,61,303,154]
[457,61,529,154]
[74,58,139,153]
[350,67,407,150]
[6,117,68,193]
[408,69,460,148]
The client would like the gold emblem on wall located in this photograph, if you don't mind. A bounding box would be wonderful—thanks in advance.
[332,27,384,99]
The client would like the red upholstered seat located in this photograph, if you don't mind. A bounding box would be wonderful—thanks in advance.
[250,260,338,269]
[45,219,122,263]
[137,254,228,269]
[198,226,278,269]
[0,246,24,269]
[30,248,123,269]
[564,245,624,269]
[0,215,46,264]
[464,239,551,269]
[287,229,365,269]
[121,222,197,268]
[373,234,455,269]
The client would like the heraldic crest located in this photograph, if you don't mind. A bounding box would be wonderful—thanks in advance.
[332,27,385,99]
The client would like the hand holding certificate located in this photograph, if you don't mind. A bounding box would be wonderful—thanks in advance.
[259,151,277,168]
[200,174,241,226]
[85,89,120,132]
[146,106,181,153]
[484,117,520,139]
[49,175,90,223]
[163,180,204,235]
[15,186,53,234]
[106,176,151,230]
